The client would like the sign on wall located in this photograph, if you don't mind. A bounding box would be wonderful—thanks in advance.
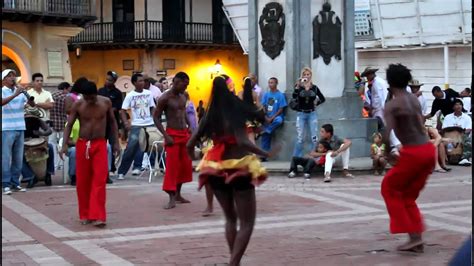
[259,2,285,60]
[47,51,64,78]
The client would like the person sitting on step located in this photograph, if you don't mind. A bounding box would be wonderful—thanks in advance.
[288,141,331,180]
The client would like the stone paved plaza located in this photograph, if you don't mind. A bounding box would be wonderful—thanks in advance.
[2,166,471,265]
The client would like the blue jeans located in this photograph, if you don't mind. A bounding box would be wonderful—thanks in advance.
[21,143,55,181]
[118,126,144,175]
[2,130,24,188]
[293,111,318,157]
[261,116,283,152]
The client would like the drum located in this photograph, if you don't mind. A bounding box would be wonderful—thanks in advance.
[442,127,464,165]
[139,127,163,153]
[24,138,49,179]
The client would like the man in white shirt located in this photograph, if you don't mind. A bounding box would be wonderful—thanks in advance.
[27,73,54,121]
[144,76,163,102]
[408,80,428,115]
[117,73,156,179]
[460,87,471,114]
[249,73,263,100]
[361,67,388,130]
[442,99,472,166]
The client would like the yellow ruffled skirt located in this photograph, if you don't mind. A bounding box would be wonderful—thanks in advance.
[196,154,268,189]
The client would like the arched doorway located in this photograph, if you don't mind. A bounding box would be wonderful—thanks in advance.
[2,44,31,83]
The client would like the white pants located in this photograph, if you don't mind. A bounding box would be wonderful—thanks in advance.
[49,130,63,168]
[324,148,350,175]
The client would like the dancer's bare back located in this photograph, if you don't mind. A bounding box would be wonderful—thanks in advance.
[384,92,428,146]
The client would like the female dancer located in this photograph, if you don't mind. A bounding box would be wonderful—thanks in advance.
[187,76,274,265]
[238,77,263,144]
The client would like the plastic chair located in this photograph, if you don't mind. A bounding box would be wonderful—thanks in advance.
[144,141,166,183]
[58,138,69,184]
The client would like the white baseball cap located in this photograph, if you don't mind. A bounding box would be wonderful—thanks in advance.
[2,69,16,80]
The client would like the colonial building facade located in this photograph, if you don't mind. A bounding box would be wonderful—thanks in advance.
[2,0,97,86]
[68,0,248,106]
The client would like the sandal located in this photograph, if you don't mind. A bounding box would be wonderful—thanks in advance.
[434,168,447,173]
[441,166,452,172]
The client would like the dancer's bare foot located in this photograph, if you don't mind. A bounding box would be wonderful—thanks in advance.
[397,234,423,251]
[93,220,106,228]
[80,220,92,225]
[176,196,191,203]
[164,199,176,209]
[202,207,213,217]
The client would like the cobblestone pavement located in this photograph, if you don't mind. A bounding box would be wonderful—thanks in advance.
[2,166,471,265]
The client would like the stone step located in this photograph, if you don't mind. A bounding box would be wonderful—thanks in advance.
[192,157,392,175]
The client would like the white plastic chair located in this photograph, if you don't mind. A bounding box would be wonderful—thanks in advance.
[144,141,166,183]
[58,137,69,184]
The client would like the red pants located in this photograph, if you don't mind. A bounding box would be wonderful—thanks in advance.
[381,142,436,234]
[163,128,193,192]
[76,138,108,221]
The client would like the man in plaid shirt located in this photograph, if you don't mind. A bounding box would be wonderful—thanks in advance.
[49,82,70,169]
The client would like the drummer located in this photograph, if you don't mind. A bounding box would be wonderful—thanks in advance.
[442,99,472,166]
[21,107,55,188]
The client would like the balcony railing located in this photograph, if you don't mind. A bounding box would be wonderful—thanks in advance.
[69,21,239,46]
[2,0,94,17]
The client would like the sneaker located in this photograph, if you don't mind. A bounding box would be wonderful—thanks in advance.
[131,169,142,175]
[3,187,12,195]
[117,174,125,180]
[459,159,472,166]
[323,176,331,183]
[11,186,26,192]
[288,171,296,178]
[304,173,311,180]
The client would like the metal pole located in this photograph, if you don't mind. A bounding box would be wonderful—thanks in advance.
[374,0,385,48]
[444,45,449,89]
[414,0,424,46]
[343,0,355,94]
[100,0,103,42]
[145,0,148,42]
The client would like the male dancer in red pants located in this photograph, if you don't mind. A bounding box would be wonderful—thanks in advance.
[60,81,119,227]
[154,72,193,209]
[382,64,436,252]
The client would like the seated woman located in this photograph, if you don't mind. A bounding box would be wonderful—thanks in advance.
[426,126,451,172]
[186,76,275,266]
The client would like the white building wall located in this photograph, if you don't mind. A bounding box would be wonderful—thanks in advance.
[357,46,472,113]
[357,0,472,48]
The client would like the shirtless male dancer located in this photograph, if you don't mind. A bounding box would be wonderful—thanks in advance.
[154,72,193,209]
[381,64,436,252]
[60,81,119,227]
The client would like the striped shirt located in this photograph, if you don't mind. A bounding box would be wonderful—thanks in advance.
[2,86,26,131]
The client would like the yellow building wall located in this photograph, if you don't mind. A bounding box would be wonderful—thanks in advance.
[69,48,249,107]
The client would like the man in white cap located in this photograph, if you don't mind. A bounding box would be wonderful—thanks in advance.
[408,79,428,115]
[361,67,389,131]
[2,69,35,194]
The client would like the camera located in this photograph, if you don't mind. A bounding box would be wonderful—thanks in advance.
[301,78,308,83]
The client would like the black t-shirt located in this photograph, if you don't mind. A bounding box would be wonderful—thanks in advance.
[292,85,326,112]
[429,88,460,116]
[98,86,124,129]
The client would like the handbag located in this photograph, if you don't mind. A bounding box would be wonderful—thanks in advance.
[289,98,299,110]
